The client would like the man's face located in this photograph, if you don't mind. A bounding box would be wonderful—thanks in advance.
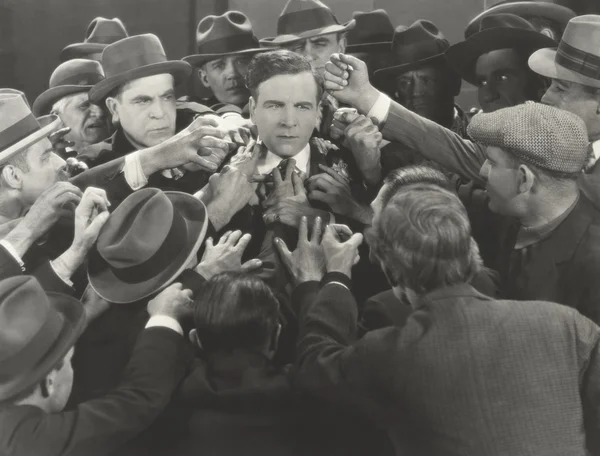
[250,72,319,158]
[19,138,68,206]
[478,146,521,215]
[475,49,531,112]
[47,348,74,413]
[107,74,176,148]
[394,64,452,121]
[200,55,253,107]
[54,92,108,148]
[542,79,599,139]
[286,33,345,76]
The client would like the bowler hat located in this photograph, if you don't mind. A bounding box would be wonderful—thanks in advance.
[0,92,61,165]
[183,11,266,67]
[89,34,192,103]
[0,276,85,401]
[259,0,355,46]
[61,17,129,62]
[88,188,208,304]
[529,15,600,89]
[33,59,105,116]
[445,13,557,85]
[345,9,394,53]
[374,21,450,77]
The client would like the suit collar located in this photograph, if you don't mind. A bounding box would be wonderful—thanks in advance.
[417,283,494,308]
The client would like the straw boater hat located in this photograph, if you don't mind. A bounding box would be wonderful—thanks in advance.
[0,275,85,401]
[345,9,395,53]
[529,15,600,89]
[88,34,192,103]
[61,17,129,62]
[88,188,208,304]
[445,13,557,85]
[33,59,105,117]
[183,11,266,67]
[259,0,355,46]
[0,92,61,165]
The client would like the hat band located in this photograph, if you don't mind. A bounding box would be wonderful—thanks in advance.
[0,114,41,154]
[54,72,105,87]
[196,34,260,56]
[349,33,393,46]
[105,52,168,77]
[556,40,600,81]
[278,8,340,36]
[392,39,449,62]
[108,208,188,283]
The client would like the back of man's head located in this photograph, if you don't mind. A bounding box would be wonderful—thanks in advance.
[193,272,280,354]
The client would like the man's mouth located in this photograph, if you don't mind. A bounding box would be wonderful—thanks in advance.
[277,135,298,140]
[86,122,105,130]
[226,82,245,92]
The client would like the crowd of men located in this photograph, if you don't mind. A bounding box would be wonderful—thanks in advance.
[2,0,600,454]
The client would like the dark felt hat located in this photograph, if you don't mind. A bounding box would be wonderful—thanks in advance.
[345,9,395,53]
[60,17,129,62]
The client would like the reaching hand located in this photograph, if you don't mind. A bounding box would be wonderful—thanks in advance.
[195,230,262,280]
[262,159,308,208]
[344,115,382,186]
[48,126,75,157]
[81,285,111,326]
[321,224,363,277]
[228,138,264,178]
[274,216,326,286]
[71,187,111,257]
[330,108,359,145]
[147,282,194,322]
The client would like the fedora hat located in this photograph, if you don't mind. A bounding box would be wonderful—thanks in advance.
[374,21,450,77]
[465,1,576,39]
[88,188,208,304]
[33,59,105,116]
[0,275,85,401]
[0,92,61,165]
[88,34,192,103]
[259,0,355,46]
[61,17,129,62]
[183,11,266,67]
[529,15,600,89]
[345,9,394,53]
[445,13,557,85]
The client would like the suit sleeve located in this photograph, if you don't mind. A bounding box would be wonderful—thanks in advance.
[70,157,133,209]
[12,327,190,456]
[382,100,486,184]
[0,244,24,280]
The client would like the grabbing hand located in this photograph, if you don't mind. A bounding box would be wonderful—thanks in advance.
[262,159,308,208]
[147,282,194,322]
[48,126,75,157]
[330,108,359,145]
[344,115,382,186]
[195,230,262,280]
[71,187,110,257]
[274,216,326,286]
[321,224,363,277]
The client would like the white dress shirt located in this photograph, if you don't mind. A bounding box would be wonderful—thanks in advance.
[256,142,311,176]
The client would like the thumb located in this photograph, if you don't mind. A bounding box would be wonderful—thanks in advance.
[348,232,364,249]
[241,258,263,272]
[180,288,193,299]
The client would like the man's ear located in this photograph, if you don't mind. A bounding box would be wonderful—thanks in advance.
[199,67,210,89]
[249,96,256,123]
[40,372,55,399]
[188,328,203,349]
[105,97,120,125]
[517,164,536,194]
[1,165,23,190]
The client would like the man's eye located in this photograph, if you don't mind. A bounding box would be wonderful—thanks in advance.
[497,74,509,82]
[478,80,488,87]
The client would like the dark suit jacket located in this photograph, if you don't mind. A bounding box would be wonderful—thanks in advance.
[295,279,600,456]
[0,327,191,456]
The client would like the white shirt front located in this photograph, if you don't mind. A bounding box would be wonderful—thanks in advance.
[256,142,311,176]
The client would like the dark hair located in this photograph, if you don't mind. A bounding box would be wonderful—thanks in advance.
[245,49,324,103]
[193,272,280,353]
[380,165,451,209]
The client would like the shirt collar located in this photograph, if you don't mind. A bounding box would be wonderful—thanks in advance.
[256,142,311,176]
[593,140,600,161]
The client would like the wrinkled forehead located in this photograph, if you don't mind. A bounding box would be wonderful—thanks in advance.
[119,73,175,99]
[255,72,319,103]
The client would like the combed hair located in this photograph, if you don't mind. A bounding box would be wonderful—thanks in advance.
[193,272,280,353]
[381,165,451,208]
[245,49,325,103]
[366,183,483,293]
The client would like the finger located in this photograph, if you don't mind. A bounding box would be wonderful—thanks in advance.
[226,230,243,245]
[324,75,348,91]
[284,158,296,181]
[312,216,323,244]
[219,231,232,244]
[348,232,364,249]
[273,237,292,264]
[235,232,252,251]
[333,108,359,125]
[306,176,334,193]
[168,282,184,291]
[317,165,346,185]
[85,210,110,237]
[326,56,347,75]
[190,155,219,172]
[249,173,269,183]
[292,172,305,196]
[55,191,82,209]
[181,289,194,299]
[197,135,231,151]
[308,189,333,205]
[353,253,360,266]
[241,258,263,272]
[331,223,354,238]
[76,193,109,218]
[188,115,219,130]
[204,237,214,249]
[298,216,309,243]
[272,167,283,186]
[338,53,366,71]
[240,128,251,146]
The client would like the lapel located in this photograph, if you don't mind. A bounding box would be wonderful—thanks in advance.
[580,161,600,210]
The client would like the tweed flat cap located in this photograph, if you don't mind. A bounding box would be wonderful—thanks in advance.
[467,101,589,174]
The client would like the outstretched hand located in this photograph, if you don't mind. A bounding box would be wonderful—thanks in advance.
[321,224,363,278]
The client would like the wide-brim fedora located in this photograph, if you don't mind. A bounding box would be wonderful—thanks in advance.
[60,17,129,62]
[259,0,355,46]
[529,15,600,89]
[445,13,557,85]
[33,59,105,116]
[89,34,192,103]
[88,190,208,304]
[183,11,267,67]
[0,276,85,401]
[345,9,395,53]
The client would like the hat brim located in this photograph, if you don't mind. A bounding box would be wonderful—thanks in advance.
[259,19,356,46]
[60,42,108,62]
[374,52,446,77]
[445,28,557,85]
[33,85,93,117]
[87,192,208,304]
[88,61,192,103]
[0,115,62,165]
[346,41,392,54]
[183,47,268,67]
[529,47,600,89]
[0,291,85,401]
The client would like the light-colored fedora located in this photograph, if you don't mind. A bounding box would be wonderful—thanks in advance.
[0,92,61,165]
[529,14,600,89]
[61,17,129,62]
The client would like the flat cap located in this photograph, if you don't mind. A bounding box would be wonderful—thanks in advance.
[467,101,589,174]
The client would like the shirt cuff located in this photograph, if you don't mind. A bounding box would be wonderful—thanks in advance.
[367,93,391,126]
[49,261,74,287]
[0,240,25,271]
[321,272,351,291]
[145,315,183,335]
[124,151,149,190]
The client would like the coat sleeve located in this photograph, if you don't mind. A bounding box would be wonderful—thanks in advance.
[11,327,190,456]
[382,100,487,184]
[70,157,133,209]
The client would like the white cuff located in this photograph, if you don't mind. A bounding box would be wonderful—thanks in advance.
[0,240,25,271]
[145,315,183,335]
[325,281,350,291]
[49,261,74,287]
[124,152,149,190]
[367,93,391,126]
